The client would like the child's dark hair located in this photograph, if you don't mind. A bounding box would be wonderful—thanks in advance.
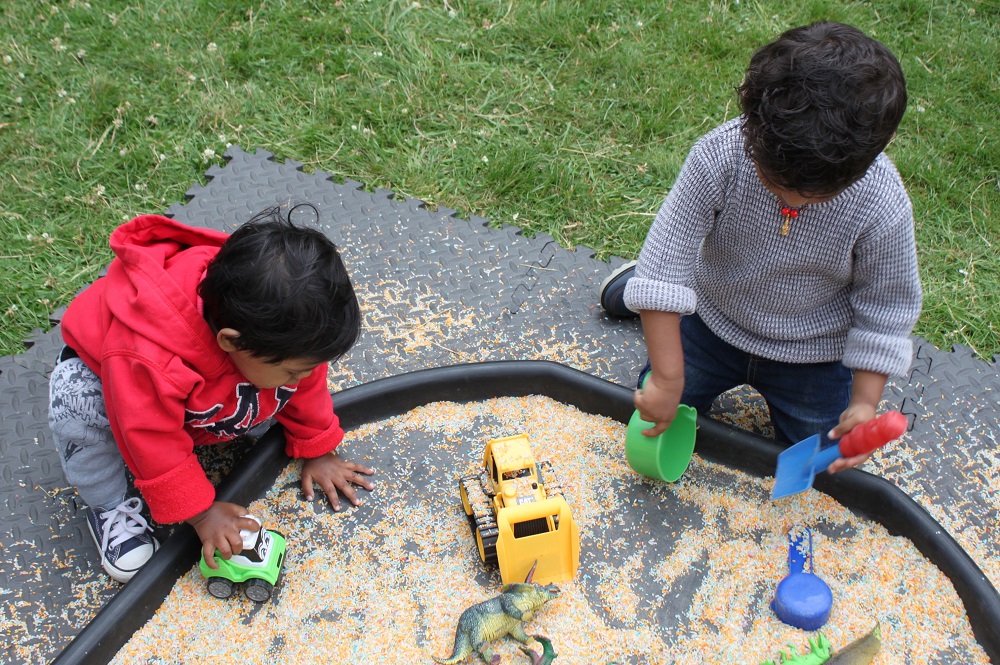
[738,21,907,196]
[199,205,361,364]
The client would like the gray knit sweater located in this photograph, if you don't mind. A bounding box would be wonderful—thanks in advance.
[624,118,922,377]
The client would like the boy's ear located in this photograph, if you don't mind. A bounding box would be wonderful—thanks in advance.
[216,328,242,352]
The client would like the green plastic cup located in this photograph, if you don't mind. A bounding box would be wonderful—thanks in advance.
[624,398,698,482]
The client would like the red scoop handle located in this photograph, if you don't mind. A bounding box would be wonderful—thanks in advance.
[838,410,907,457]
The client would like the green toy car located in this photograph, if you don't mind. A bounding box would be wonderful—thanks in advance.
[198,516,287,602]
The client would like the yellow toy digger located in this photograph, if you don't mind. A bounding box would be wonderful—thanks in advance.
[458,434,580,586]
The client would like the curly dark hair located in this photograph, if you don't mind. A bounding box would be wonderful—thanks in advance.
[199,205,361,364]
[738,21,907,196]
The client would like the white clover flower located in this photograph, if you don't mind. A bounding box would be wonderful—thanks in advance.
[15,97,22,104]
[119,148,128,155]
[2,55,12,64]
[146,115,158,125]
[207,42,218,53]
[202,147,217,161]
[481,156,489,163]
[68,97,76,104]
[57,88,67,97]
[76,49,86,59]
[51,37,66,51]
[112,117,123,128]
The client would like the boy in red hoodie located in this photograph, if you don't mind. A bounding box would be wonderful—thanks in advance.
[48,206,371,582]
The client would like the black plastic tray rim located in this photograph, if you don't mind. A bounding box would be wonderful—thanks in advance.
[53,360,1000,664]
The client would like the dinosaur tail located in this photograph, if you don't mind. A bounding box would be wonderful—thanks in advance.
[432,632,473,665]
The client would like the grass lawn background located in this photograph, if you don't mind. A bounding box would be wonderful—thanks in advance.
[1,0,997,359]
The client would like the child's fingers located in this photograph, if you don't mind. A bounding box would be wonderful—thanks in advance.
[202,544,218,569]
[348,462,375,477]
[238,515,261,533]
[345,467,375,491]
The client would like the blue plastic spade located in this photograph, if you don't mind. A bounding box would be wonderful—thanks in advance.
[771,411,907,500]
[771,526,832,631]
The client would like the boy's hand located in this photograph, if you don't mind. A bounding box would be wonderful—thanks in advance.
[633,371,685,437]
[187,502,260,570]
[825,402,878,474]
[301,451,375,512]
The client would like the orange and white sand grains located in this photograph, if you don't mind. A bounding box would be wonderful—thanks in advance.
[111,396,990,664]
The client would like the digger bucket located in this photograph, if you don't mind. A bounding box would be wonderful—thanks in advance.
[495,496,580,586]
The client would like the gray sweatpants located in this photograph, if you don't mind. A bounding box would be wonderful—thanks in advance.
[48,357,129,511]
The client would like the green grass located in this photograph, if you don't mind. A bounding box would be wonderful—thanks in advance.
[1,0,997,359]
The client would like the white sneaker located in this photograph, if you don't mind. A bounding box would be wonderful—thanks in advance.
[86,497,160,583]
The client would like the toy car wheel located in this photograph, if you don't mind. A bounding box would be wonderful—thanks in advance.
[206,577,235,599]
[243,577,273,602]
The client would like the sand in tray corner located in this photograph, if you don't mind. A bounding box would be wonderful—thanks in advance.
[111,396,990,664]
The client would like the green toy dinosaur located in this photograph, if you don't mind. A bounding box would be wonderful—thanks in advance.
[519,635,557,664]
[433,565,560,665]
[762,634,832,665]
[761,623,882,665]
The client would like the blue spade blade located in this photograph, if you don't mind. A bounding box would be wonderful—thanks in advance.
[771,434,843,500]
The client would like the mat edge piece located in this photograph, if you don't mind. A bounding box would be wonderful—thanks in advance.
[52,360,1000,665]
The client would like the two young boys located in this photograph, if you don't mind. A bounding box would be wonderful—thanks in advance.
[51,20,920,582]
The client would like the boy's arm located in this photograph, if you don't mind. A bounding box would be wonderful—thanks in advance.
[273,363,345,458]
[842,195,922,379]
[274,365,374,510]
[634,310,685,436]
[101,355,216,524]
[825,369,888,473]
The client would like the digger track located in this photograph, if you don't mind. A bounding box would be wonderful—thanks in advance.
[458,471,499,567]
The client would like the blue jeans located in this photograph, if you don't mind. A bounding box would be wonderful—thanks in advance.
[638,313,852,445]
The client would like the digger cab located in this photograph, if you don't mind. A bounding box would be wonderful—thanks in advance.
[484,434,547,510]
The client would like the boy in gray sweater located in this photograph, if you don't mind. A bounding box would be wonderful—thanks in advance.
[600,22,921,471]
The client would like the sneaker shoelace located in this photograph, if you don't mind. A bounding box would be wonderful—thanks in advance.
[101,497,152,551]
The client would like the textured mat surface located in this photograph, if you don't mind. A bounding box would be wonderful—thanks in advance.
[2,146,998,663]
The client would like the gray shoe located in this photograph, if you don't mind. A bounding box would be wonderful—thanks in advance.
[599,261,638,317]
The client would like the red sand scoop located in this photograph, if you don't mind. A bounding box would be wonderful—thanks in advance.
[771,411,908,500]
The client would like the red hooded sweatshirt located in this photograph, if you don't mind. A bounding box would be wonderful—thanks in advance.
[61,215,345,524]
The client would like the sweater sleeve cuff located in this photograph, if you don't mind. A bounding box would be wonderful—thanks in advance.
[842,329,914,377]
[285,425,345,459]
[624,277,697,315]
[134,454,215,524]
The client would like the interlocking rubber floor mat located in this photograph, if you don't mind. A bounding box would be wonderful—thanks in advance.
[2,146,999,663]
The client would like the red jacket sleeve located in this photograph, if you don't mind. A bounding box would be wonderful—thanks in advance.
[274,363,344,459]
[101,353,215,524]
